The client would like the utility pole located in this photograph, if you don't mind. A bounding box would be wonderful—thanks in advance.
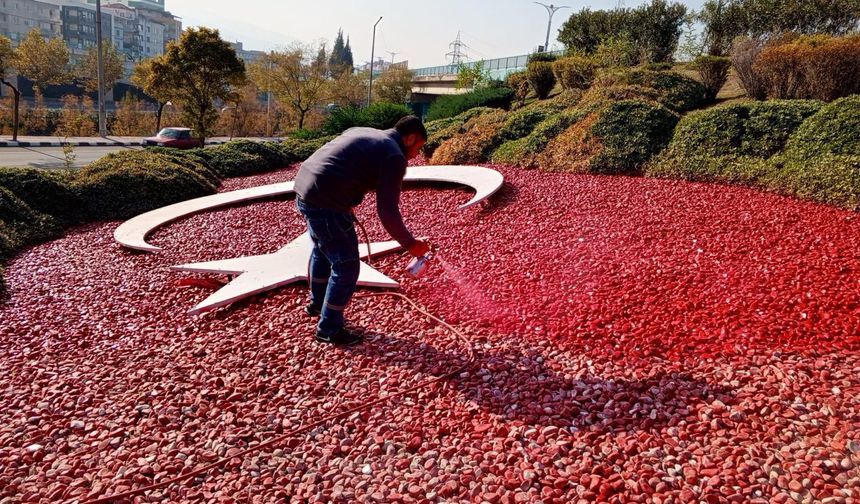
[367,16,382,107]
[534,2,570,52]
[95,0,107,137]
[386,50,399,64]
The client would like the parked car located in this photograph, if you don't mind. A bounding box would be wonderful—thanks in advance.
[142,127,203,149]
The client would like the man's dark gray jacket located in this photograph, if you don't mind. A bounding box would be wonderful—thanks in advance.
[294,127,416,249]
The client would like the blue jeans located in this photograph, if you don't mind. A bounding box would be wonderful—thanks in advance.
[296,197,360,336]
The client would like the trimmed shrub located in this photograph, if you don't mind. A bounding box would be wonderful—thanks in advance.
[692,55,731,101]
[594,69,707,112]
[142,146,221,186]
[754,35,860,101]
[279,136,336,164]
[553,55,597,90]
[423,107,497,157]
[544,89,584,109]
[290,128,327,140]
[496,107,553,143]
[527,61,556,100]
[73,150,218,220]
[424,116,460,138]
[491,107,592,167]
[322,102,412,135]
[528,52,559,63]
[221,140,291,169]
[0,168,83,224]
[0,185,61,255]
[581,84,663,107]
[538,100,678,174]
[742,100,823,157]
[507,70,530,105]
[194,147,265,178]
[786,96,860,159]
[322,105,364,135]
[425,87,515,121]
[764,154,860,210]
[643,99,858,209]
[650,100,823,169]
[362,102,413,130]
[430,109,508,165]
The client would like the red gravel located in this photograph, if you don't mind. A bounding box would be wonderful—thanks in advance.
[1,162,858,503]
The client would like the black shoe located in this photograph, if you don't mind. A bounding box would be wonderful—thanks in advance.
[305,303,321,317]
[315,327,363,346]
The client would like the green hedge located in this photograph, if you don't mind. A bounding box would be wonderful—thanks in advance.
[423,107,498,157]
[646,97,859,210]
[588,100,679,174]
[73,150,219,220]
[596,69,707,113]
[0,168,83,224]
[0,185,61,258]
[279,136,336,164]
[142,146,222,186]
[322,102,412,135]
[653,100,823,164]
[426,87,515,121]
[786,96,860,159]
[0,139,330,294]
[491,107,592,166]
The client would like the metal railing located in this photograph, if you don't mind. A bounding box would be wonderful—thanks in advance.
[412,50,565,80]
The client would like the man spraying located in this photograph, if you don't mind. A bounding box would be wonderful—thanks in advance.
[294,116,431,346]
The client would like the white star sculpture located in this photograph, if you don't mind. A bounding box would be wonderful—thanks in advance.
[171,233,403,314]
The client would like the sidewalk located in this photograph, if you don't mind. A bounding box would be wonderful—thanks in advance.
[0,136,277,147]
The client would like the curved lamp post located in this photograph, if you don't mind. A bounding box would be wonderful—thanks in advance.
[367,16,382,107]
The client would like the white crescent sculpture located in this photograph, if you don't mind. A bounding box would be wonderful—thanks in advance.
[113,165,504,314]
[114,165,504,252]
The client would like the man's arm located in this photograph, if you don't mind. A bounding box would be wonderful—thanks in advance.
[376,155,417,250]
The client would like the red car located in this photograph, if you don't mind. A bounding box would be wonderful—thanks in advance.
[142,127,203,149]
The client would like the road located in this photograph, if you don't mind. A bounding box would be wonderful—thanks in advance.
[0,145,144,169]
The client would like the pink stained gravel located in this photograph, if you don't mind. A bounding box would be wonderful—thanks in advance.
[0,161,858,503]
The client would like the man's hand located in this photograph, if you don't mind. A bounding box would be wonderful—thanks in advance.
[408,239,431,258]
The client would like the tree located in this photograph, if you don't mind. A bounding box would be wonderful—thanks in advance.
[328,70,367,108]
[250,44,328,129]
[559,8,629,54]
[328,29,352,78]
[77,42,125,92]
[0,35,22,141]
[14,29,70,92]
[314,44,327,76]
[456,61,490,90]
[343,36,354,73]
[375,66,414,103]
[132,58,173,134]
[558,0,688,63]
[629,0,688,62]
[699,0,860,54]
[148,27,246,142]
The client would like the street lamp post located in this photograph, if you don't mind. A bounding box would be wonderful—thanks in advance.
[534,2,570,52]
[95,0,107,137]
[367,16,382,107]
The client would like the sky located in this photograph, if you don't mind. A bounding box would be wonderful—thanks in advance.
[169,0,708,69]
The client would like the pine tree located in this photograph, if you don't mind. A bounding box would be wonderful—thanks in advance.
[328,29,346,77]
[314,44,327,77]
[344,36,354,74]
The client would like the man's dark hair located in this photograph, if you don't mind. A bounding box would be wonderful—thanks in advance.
[394,115,427,140]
